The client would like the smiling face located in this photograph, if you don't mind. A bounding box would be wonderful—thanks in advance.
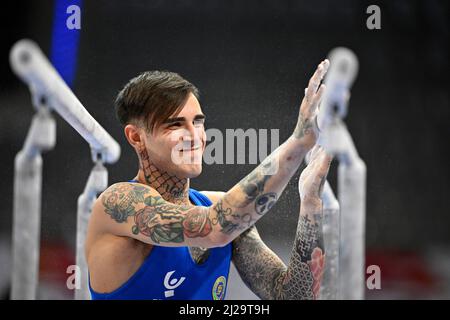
[141,93,207,178]
[117,71,205,181]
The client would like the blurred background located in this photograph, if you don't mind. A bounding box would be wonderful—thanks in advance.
[0,0,449,299]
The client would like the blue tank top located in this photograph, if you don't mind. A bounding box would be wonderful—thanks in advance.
[89,187,232,300]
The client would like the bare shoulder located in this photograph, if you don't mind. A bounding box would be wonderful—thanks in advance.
[200,190,225,204]
[98,181,153,204]
[88,181,221,250]
[86,182,156,284]
[87,182,155,252]
[92,181,157,220]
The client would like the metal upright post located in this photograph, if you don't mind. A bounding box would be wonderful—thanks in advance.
[9,39,121,300]
[319,182,340,300]
[317,47,366,300]
[75,156,108,300]
[11,106,56,300]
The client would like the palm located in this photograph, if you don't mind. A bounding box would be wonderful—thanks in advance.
[293,59,330,149]
[298,145,332,200]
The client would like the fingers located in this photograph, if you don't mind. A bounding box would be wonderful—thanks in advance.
[312,84,326,111]
[299,145,333,198]
[305,59,330,102]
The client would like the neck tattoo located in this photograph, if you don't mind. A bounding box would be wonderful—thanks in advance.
[138,146,209,264]
[137,148,190,205]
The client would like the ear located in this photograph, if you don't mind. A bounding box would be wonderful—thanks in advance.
[124,124,145,151]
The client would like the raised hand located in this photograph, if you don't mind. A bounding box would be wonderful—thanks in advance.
[298,145,332,202]
[293,59,330,149]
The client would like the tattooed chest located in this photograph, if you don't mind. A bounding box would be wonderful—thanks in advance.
[188,247,211,265]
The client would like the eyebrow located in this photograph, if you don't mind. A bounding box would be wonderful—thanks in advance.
[163,114,206,124]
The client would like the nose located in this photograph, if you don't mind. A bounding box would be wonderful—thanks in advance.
[187,122,197,138]
[181,123,197,147]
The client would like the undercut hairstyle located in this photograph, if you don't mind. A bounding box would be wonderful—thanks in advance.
[114,70,199,133]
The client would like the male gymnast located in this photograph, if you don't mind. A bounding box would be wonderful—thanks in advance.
[86,59,332,300]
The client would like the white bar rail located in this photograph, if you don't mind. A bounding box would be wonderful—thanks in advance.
[10,39,121,300]
[317,47,366,300]
[9,39,120,164]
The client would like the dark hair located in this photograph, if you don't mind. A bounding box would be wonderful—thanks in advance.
[115,70,199,132]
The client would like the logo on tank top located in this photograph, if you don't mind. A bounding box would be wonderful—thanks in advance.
[164,270,186,298]
[212,276,227,300]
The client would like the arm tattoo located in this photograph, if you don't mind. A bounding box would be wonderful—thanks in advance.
[277,211,324,299]
[232,226,289,300]
[218,155,279,233]
[239,166,271,203]
[225,156,277,209]
[211,200,253,235]
[212,133,308,241]
[212,200,240,235]
[232,208,324,300]
[102,184,213,244]
[293,114,315,140]
[239,158,276,201]
[102,184,148,223]
[255,193,277,215]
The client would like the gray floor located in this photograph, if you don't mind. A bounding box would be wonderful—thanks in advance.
[1,236,450,300]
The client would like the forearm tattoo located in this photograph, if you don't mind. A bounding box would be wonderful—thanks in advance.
[212,154,280,237]
[238,160,273,205]
[124,132,306,246]
[293,114,315,140]
[211,200,253,235]
[195,166,278,239]
[232,226,289,300]
[279,211,325,300]
[102,183,212,244]
[232,208,325,300]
